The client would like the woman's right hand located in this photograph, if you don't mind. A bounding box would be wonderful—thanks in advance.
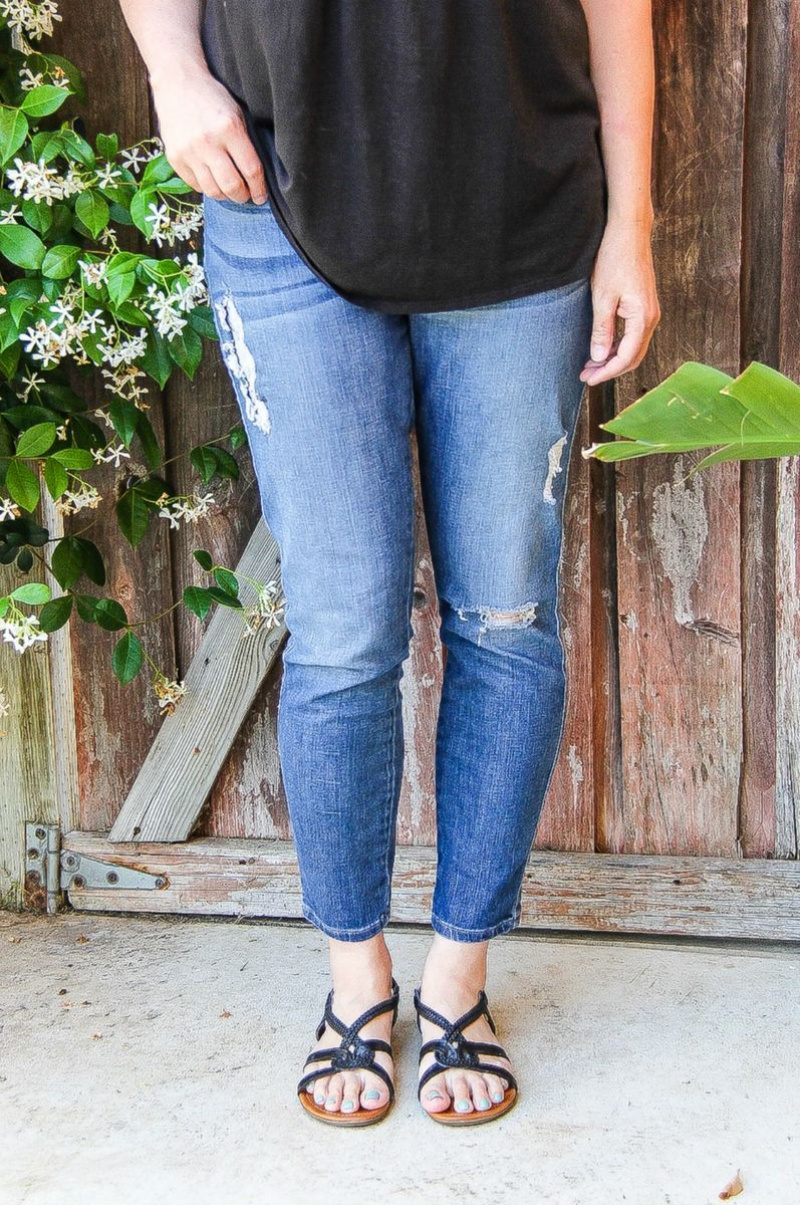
[150,69,269,205]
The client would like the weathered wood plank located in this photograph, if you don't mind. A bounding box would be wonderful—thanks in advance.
[612,1,746,855]
[537,397,597,852]
[775,0,800,858]
[63,832,800,940]
[51,5,178,833]
[108,523,285,842]
[737,0,788,855]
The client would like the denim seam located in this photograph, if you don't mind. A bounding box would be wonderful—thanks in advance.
[302,901,389,941]
[430,911,520,943]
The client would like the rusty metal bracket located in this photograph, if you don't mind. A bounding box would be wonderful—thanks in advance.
[25,822,61,914]
[25,823,168,910]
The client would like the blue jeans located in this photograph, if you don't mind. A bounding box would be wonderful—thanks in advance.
[202,196,593,943]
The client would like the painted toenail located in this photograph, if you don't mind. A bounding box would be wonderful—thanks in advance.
[342,1100,355,1112]
[326,1095,337,1105]
[478,1098,491,1110]
[455,1099,471,1112]
[427,1090,444,1100]
[315,1093,325,1104]
[491,1091,504,1102]
[364,1090,380,1101]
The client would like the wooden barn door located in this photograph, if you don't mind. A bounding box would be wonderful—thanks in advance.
[43,3,800,938]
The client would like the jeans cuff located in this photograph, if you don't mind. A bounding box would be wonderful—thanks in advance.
[301,901,389,942]
[430,910,520,943]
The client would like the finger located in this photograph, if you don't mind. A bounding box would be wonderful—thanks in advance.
[199,153,252,203]
[228,138,269,204]
[589,292,619,364]
[583,315,649,385]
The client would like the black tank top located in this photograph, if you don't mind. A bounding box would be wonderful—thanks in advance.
[200,0,607,313]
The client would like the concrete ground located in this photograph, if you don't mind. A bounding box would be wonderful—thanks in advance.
[1,912,798,1205]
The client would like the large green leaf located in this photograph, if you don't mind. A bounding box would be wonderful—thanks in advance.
[583,361,800,472]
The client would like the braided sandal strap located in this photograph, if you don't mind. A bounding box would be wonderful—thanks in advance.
[297,978,400,1101]
[413,987,519,1098]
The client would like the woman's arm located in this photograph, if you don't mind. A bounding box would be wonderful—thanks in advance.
[117,0,267,204]
[578,0,660,385]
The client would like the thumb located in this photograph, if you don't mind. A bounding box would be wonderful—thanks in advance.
[590,297,618,362]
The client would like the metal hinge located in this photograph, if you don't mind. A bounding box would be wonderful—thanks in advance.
[25,823,168,913]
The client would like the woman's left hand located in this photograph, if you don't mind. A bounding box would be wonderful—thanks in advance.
[579,218,661,387]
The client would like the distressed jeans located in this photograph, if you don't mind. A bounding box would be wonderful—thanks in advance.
[202,196,593,943]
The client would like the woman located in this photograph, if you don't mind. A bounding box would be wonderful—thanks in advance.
[120,0,659,1127]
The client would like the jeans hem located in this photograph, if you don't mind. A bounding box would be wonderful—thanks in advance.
[430,910,520,943]
[302,902,389,942]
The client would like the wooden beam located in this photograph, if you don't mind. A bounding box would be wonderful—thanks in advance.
[109,522,285,842]
[64,832,800,941]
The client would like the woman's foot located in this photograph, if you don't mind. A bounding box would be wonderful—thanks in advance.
[302,934,395,1116]
[417,935,514,1116]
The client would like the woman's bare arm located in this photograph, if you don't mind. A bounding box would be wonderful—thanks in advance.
[117,0,267,204]
[578,0,660,385]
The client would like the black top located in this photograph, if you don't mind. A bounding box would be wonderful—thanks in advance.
[200,0,608,313]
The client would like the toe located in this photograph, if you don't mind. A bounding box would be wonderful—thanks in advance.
[324,1072,344,1112]
[360,1073,389,1111]
[309,1074,328,1108]
[340,1072,361,1114]
[484,1071,506,1104]
[448,1073,473,1115]
[420,1070,451,1114]
[468,1074,492,1112]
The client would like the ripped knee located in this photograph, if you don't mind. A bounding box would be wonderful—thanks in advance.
[454,600,539,645]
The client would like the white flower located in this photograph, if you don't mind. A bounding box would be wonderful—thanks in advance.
[0,613,49,654]
[0,496,21,520]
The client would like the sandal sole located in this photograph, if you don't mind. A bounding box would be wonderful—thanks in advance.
[421,1087,518,1125]
[298,1091,393,1127]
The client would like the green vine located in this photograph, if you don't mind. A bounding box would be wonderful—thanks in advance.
[0,1,285,721]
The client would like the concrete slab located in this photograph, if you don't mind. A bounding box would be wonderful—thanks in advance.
[1,912,798,1205]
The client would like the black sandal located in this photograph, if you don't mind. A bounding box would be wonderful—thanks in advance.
[297,978,400,1126]
[413,987,518,1124]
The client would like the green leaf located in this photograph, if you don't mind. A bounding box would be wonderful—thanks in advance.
[228,425,247,450]
[16,547,34,572]
[584,360,800,472]
[210,446,239,480]
[20,85,70,118]
[212,566,239,597]
[116,486,151,547]
[0,223,46,269]
[141,153,177,186]
[206,586,243,609]
[138,329,172,388]
[105,268,136,308]
[75,190,110,239]
[193,548,213,571]
[135,409,162,470]
[0,107,28,165]
[168,326,203,378]
[51,536,105,589]
[6,459,40,511]
[129,185,159,238]
[108,398,140,447]
[50,447,96,469]
[10,581,51,604]
[41,242,81,280]
[95,597,128,631]
[96,133,120,159]
[112,630,143,684]
[0,108,29,165]
[38,594,73,632]
[190,445,218,484]
[43,456,69,500]
[187,305,218,340]
[183,584,213,620]
[16,421,57,458]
